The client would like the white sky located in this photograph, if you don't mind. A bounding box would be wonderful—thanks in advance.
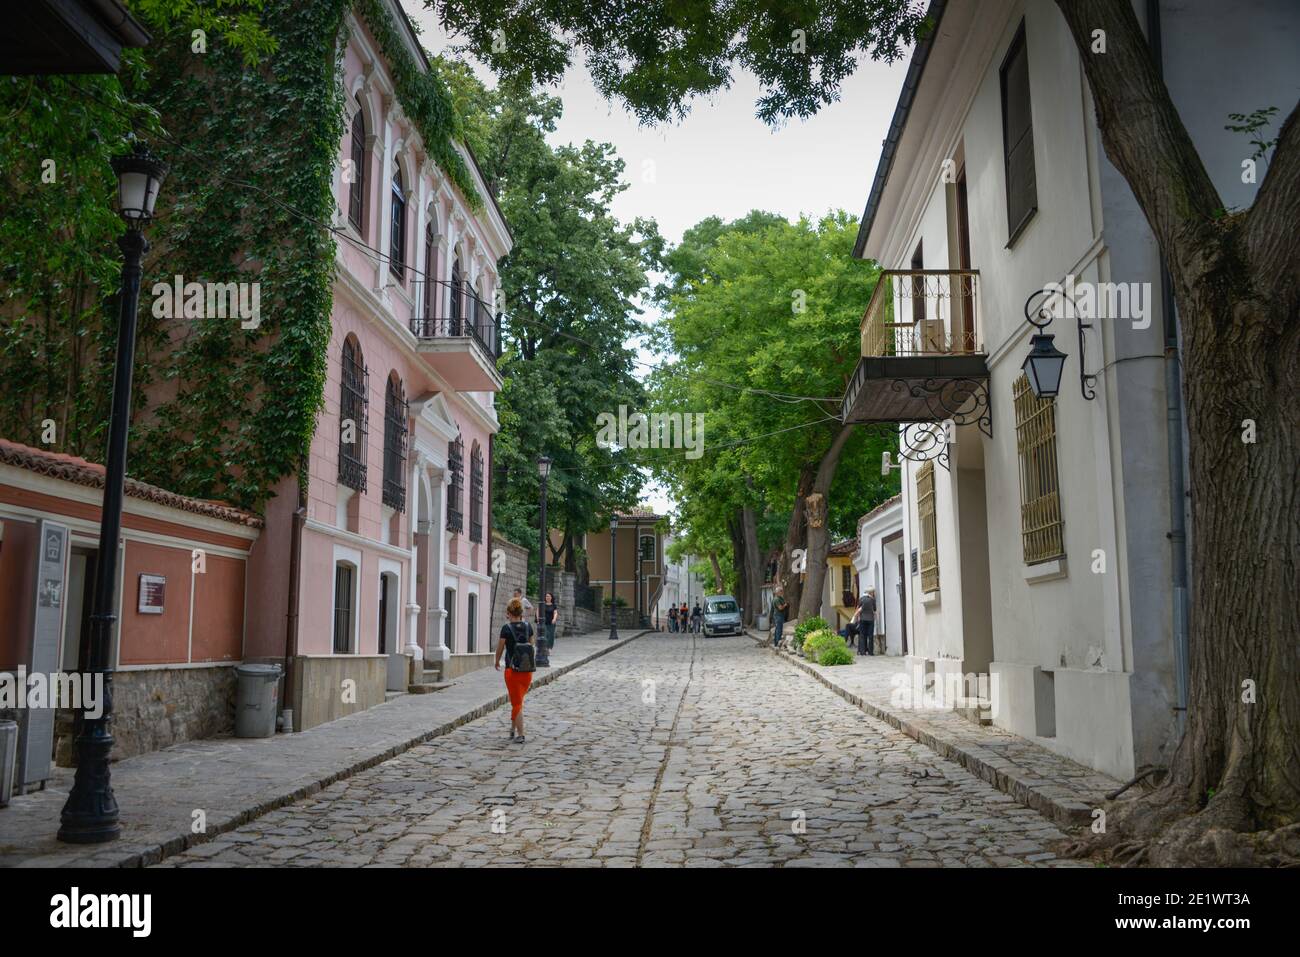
[402,3,908,515]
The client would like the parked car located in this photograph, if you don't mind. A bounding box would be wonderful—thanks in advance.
[702,595,743,637]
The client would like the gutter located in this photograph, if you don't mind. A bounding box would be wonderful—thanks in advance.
[852,0,950,260]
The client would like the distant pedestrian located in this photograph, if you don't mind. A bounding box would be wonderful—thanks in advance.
[853,588,877,656]
[668,605,679,633]
[679,603,689,634]
[541,591,558,649]
[690,601,702,633]
[512,588,534,625]
[495,597,536,743]
[771,586,791,648]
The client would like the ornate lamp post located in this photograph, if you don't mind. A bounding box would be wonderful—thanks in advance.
[536,455,552,666]
[59,145,167,844]
[608,512,619,641]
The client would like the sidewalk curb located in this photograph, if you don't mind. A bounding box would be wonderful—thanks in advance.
[77,629,654,869]
[745,629,1095,830]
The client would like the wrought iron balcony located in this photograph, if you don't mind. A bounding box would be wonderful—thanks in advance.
[410,279,503,390]
[861,270,981,357]
[842,269,991,444]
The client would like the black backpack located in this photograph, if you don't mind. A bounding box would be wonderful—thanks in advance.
[508,621,536,672]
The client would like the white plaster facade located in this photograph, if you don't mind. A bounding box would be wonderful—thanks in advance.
[860,0,1299,779]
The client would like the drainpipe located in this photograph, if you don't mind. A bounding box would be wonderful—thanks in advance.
[282,465,307,723]
[1147,0,1190,735]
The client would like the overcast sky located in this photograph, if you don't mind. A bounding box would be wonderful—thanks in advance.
[402,2,908,515]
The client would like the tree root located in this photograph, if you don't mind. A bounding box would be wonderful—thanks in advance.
[1063,786,1300,867]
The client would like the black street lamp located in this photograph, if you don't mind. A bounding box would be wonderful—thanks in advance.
[608,512,619,641]
[1021,333,1068,400]
[58,145,166,844]
[536,455,551,667]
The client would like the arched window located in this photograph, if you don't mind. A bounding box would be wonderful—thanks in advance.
[348,99,366,235]
[421,219,436,326]
[338,335,368,493]
[389,161,406,280]
[447,435,464,534]
[449,257,463,335]
[469,442,484,543]
[382,373,408,512]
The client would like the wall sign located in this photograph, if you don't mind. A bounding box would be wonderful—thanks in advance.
[138,574,166,614]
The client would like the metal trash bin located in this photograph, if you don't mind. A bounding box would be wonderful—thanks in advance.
[0,719,17,806]
[234,664,281,738]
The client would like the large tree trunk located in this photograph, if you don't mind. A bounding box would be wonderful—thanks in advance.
[741,503,762,625]
[708,551,724,594]
[1056,0,1300,864]
[797,424,857,619]
[779,464,816,613]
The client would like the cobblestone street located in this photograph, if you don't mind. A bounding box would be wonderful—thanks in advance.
[160,634,1080,868]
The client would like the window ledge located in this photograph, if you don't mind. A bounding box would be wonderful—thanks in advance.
[1023,557,1067,583]
[920,589,941,607]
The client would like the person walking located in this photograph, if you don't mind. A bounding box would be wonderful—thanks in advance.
[771,586,791,648]
[690,601,702,633]
[668,604,678,633]
[541,591,558,650]
[852,587,877,656]
[512,588,534,625]
[495,597,536,743]
[679,602,689,634]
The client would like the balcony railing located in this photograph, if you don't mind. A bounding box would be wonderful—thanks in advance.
[861,269,981,358]
[411,278,502,359]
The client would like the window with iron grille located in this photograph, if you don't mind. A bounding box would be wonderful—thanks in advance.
[382,375,408,512]
[1014,374,1065,564]
[389,162,406,280]
[917,461,939,593]
[447,435,464,534]
[469,443,484,542]
[333,562,354,654]
[338,337,368,493]
[422,221,435,322]
[450,258,463,335]
[1000,21,1037,244]
[348,100,365,235]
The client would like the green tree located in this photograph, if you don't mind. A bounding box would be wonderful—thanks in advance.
[428,0,1300,863]
[436,62,661,585]
[649,211,896,625]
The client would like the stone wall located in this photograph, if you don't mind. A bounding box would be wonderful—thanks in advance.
[490,532,529,633]
[291,655,387,732]
[53,665,237,764]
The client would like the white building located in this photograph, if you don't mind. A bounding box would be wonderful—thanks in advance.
[853,495,906,656]
[657,534,708,626]
[842,0,1299,779]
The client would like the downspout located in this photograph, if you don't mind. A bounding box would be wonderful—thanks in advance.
[282,463,307,725]
[1147,0,1190,735]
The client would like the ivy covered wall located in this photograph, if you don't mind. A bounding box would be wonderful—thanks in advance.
[0,0,477,511]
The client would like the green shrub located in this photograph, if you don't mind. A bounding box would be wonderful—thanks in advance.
[803,629,844,661]
[818,644,854,666]
[792,616,830,645]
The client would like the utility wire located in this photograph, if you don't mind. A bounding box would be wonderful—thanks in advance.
[62,79,850,410]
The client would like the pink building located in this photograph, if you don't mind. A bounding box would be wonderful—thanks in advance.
[244,7,511,730]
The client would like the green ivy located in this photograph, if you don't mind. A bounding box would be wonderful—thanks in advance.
[0,0,476,510]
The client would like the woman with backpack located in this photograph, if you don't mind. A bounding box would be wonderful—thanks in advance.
[495,597,537,744]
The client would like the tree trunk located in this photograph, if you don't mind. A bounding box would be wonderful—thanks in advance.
[797,424,856,619]
[741,503,762,625]
[1055,0,1300,861]
[729,509,747,618]
[779,464,816,613]
[708,551,724,594]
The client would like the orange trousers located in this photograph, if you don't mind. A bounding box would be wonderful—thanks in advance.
[504,667,532,720]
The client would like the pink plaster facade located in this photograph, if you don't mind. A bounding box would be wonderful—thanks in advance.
[249,7,510,693]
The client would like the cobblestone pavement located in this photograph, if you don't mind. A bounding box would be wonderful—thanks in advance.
[160,634,1083,868]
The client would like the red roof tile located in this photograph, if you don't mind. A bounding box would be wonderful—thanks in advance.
[0,438,263,528]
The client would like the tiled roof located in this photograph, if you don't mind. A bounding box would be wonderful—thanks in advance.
[0,439,263,528]
[857,492,903,534]
[614,507,662,521]
[829,538,857,557]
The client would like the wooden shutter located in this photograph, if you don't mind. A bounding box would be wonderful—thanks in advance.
[1000,22,1037,241]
